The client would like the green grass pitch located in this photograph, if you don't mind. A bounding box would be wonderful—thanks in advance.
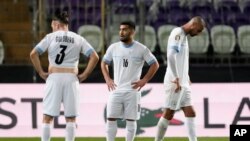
[0,137,229,141]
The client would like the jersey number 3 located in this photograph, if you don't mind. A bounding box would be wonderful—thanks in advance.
[55,45,67,64]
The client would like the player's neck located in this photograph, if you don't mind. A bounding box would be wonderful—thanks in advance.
[122,39,133,45]
[54,25,69,32]
[181,24,189,35]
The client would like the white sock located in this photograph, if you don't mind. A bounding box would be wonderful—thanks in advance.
[126,121,137,141]
[155,117,169,141]
[42,123,51,141]
[106,120,117,141]
[65,122,76,141]
[186,117,197,141]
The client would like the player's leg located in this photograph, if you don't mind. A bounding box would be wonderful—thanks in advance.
[42,74,62,141]
[181,86,197,141]
[125,119,137,141]
[124,91,141,141]
[42,114,53,141]
[65,117,76,141]
[106,92,123,141]
[155,109,174,141]
[155,84,176,141]
[106,118,118,141]
[63,74,80,141]
[155,84,179,141]
[182,106,197,141]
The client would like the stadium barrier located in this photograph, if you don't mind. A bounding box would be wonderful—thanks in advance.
[0,83,249,137]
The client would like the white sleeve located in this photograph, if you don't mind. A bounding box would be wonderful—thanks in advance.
[102,45,113,65]
[167,28,183,78]
[167,47,179,78]
[34,35,50,55]
[80,37,95,57]
[143,47,157,65]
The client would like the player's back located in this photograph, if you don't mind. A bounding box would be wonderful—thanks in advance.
[45,31,91,68]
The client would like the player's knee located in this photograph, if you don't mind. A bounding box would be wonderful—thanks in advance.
[43,114,53,123]
[66,117,76,122]
[185,111,196,117]
[166,114,174,120]
[162,109,174,120]
[163,112,174,120]
[191,111,196,117]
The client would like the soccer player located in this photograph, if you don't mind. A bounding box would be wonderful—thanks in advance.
[101,21,159,141]
[30,10,99,141]
[154,16,206,141]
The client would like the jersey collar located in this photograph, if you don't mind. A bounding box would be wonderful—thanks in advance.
[121,40,135,48]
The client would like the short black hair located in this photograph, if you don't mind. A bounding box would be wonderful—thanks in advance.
[52,9,69,24]
[120,21,136,30]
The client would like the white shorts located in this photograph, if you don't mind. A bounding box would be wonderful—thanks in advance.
[164,84,191,110]
[106,91,141,120]
[43,73,80,117]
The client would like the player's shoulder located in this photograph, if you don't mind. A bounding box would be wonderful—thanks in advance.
[169,27,185,41]
[171,27,185,36]
[109,41,120,48]
[106,42,119,51]
[67,31,82,38]
[133,40,147,49]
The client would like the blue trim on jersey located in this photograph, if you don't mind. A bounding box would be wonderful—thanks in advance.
[121,41,135,48]
[103,58,112,65]
[170,45,180,53]
[85,48,94,57]
[35,46,44,55]
[147,59,157,65]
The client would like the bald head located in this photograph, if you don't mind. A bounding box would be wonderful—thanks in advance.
[190,16,206,28]
[186,16,206,37]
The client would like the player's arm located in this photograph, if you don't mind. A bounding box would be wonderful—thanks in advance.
[132,47,159,90]
[168,48,181,92]
[142,62,159,82]
[101,60,116,91]
[168,29,182,92]
[101,45,116,91]
[30,48,48,80]
[78,51,99,82]
[132,61,159,91]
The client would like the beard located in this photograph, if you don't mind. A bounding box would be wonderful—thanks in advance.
[120,36,129,42]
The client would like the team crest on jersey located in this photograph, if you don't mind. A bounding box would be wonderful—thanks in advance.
[175,35,180,41]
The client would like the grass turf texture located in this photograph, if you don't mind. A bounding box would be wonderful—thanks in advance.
[0,137,229,141]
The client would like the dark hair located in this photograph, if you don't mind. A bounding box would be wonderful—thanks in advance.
[120,21,135,30]
[52,10,69,24]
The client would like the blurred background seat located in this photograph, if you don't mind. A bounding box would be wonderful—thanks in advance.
[211,25,236,54]
[77,25,103,53]
[134,25,157,52]
[237,25,250,54]
[189,27,210,54]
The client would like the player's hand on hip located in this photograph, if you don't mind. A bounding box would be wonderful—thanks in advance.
[78,73,88,82]
[106,78,116,91]
[171,78,181,93]
[132,79,147,91]
[39,71,49,80]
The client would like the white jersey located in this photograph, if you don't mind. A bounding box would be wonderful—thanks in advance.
[103,41,157,92]
[164,27,190,85]
[34,30,94,68]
